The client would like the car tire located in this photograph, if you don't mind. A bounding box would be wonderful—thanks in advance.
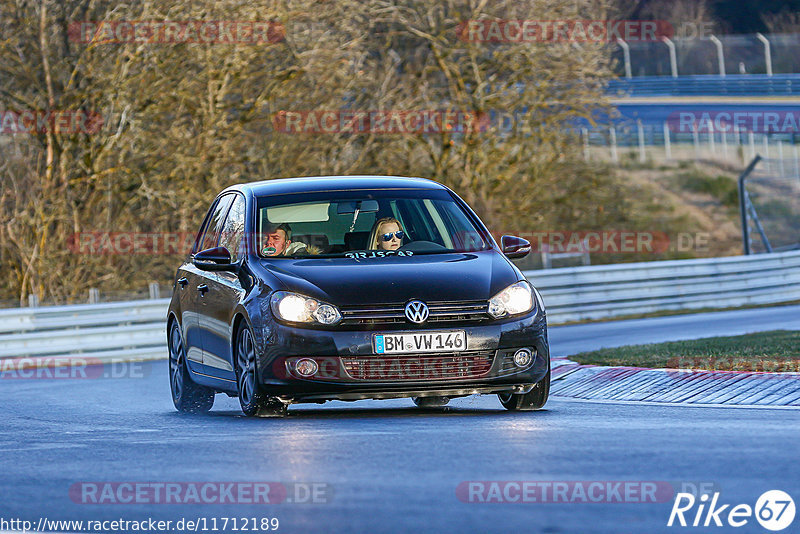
[235,324,288,417]
[412,396,450,408]
[169,321,215,413]
[498,369,550,411]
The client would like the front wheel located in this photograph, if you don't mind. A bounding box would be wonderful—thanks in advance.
[235,325,287,417]
[169,321,215,413]
[498,369,550,411]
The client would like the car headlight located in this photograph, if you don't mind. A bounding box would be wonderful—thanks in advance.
[488,281,535,318]
[270,291,342,325]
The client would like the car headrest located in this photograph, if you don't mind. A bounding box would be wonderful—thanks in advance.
[293,234,329,252]
[344,231,370,251]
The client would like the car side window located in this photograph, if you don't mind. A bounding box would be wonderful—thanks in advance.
[219,195,247,261]
[192,200,218,254]
[198,194,235,252]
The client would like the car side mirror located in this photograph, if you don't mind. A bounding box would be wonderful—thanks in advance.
[501,235,531,259]
[193,246,237,271]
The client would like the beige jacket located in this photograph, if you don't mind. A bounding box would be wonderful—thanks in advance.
[283,241,322,256]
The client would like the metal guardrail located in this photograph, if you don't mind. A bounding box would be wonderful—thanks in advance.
[608,74,800,97]
[0,299,169,362]
[524,250,800,322]
[0,299,168,334]
[1,250,799,361]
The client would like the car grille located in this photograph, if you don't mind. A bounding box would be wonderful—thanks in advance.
[341,351,494,381]
[339,300,489,326]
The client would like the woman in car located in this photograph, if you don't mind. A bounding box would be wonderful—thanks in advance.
[368,217,406,251]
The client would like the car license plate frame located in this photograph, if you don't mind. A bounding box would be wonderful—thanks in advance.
[373,331,467,354]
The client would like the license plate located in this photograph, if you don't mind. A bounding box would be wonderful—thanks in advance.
[373,331,467,354]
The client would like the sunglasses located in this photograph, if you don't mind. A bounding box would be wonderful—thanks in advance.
[381,231,405,242]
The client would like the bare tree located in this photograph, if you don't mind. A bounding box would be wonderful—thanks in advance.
[0,0,661,304]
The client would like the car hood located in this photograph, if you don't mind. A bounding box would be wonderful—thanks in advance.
[257,250,520,305]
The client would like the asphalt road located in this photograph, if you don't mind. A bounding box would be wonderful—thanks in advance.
[2,306,799,534]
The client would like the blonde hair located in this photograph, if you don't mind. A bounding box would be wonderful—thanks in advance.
[368,217,404,250]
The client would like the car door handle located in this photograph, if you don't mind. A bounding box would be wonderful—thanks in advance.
[177,277,188,288]
[197,284,209,295]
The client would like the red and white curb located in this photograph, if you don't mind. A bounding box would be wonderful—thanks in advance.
[551,359,800,407]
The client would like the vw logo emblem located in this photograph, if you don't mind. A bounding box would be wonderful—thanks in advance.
[404,300,429,324]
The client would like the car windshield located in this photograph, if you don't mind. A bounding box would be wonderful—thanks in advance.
[254,188,490,258]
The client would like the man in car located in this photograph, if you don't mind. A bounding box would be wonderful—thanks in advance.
[262,223,318,256]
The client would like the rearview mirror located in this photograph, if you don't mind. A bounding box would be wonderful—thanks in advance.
[501,235,531,259]
[337,199,379,215]
[193,247,237,271]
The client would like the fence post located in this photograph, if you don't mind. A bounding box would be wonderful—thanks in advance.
[710,35,726,77]
[693,123,700,160]
[722,128,729,159]
[610,127,618,163]
[778,141,786,177]
[581,128,590,161]
[738,155,763,255]
[661,37,678,78]
[756,33,773,76]
[707,119,715,155]
[637,120,646,163]
[794,144,800,178]
[149,282,161,300]
[89,288,100,304]
[748,132,756,162]
[28,294,39,308]
[616,39,632,79]
[663,121,672,160]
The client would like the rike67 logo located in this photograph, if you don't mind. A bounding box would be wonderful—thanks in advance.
[668,490,795,531]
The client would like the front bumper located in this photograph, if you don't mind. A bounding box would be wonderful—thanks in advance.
[255,310,549,402]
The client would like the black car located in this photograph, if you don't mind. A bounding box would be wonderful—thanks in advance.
[167,176,549,416]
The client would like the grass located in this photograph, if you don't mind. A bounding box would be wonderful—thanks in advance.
[569,330,800,372]
[676,170,740,208]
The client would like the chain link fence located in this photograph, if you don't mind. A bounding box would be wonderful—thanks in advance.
[740,157,800,254]
[579,121,800,170]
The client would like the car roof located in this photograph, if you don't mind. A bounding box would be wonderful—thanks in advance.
[221,175,448,197]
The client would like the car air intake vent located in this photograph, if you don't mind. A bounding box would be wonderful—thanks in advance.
[341,351,494,381]
[339,301,489,326]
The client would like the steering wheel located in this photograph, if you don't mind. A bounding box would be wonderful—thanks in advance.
[398,240,447,252]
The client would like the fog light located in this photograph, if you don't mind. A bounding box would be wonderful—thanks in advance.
[295,358,318,377]
[513,349,532,368]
